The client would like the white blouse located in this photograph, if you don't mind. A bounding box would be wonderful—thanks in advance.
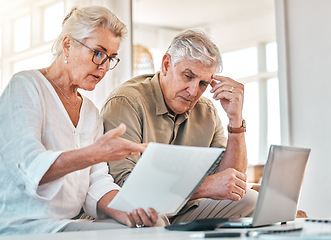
[0,70,120,235]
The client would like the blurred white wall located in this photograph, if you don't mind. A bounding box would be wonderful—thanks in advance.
[276,0,331,218]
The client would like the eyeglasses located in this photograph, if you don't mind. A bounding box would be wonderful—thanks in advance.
[73,38,120,70]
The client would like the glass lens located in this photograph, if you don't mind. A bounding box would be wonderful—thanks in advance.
[92,50,119,69]
[109,57,118,69]
[93,51,107,65]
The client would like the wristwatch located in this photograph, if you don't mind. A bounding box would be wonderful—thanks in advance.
[227,119,246,133]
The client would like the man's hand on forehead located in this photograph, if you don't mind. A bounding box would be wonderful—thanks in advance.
[209,74,244,124]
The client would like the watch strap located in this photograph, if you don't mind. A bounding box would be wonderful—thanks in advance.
[227,119,246,133]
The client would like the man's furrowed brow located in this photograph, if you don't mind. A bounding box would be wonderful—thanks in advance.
[184,69,197,77]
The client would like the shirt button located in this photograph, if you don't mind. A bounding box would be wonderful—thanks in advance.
[74,131,78,136]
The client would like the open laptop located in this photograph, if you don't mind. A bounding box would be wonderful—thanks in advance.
[221,145,311,228]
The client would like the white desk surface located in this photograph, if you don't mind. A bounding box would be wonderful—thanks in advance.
[1,219,331,240]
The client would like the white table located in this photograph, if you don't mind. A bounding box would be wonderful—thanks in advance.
[1,219,331,240]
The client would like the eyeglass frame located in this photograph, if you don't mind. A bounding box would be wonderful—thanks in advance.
[73,38,120,70]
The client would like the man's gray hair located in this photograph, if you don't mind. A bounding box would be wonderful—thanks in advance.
[166,30,222,72]
[52,6,127,58]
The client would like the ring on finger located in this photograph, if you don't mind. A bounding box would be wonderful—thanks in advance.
[229,86,235,93]
[136,223,144,228]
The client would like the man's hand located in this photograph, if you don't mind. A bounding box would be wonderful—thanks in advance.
[209,75,247,173]
[191,168,247,201]
[210,75,244,127]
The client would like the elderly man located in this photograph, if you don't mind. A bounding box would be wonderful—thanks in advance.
[101,30,257,225]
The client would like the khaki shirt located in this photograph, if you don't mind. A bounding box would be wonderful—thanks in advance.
[101,72,227,187]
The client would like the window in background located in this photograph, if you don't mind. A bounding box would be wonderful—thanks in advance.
[266,42,280,149]
[1,1,65,94]
[212,46,261,164]
[243,81,260,164]
[221,47,258,78]
[207,43,279,164]
[14,16,31,52]
[267,77,281,147]
[44,2,64,42]
[13,53,53,73]
[266,42,278,72]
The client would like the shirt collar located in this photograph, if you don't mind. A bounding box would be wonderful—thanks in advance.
[151,72,168,116]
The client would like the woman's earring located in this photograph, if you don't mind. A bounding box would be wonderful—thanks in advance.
[64,56,68,64]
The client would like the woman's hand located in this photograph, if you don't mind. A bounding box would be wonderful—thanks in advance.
[98,190,159,227]
[112,208,159,228]
[92,123,147,163]
[40,124,146,185]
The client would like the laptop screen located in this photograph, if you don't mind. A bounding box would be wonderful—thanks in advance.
[252,145,310,227]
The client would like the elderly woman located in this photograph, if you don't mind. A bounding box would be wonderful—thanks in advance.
[0,6,159,235]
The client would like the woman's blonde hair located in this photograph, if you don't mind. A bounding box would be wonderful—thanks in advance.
[52,6,127,58]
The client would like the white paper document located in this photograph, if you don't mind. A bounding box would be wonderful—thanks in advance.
[107,142,225,215]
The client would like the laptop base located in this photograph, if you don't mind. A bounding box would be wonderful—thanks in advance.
[220,218,253,228]
[220,218,281,228]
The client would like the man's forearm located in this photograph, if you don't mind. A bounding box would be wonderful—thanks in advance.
[189,175,212,200]
[219,132,247,173]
